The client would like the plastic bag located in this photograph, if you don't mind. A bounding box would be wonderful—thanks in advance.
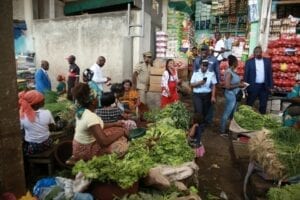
[33,178,57,197]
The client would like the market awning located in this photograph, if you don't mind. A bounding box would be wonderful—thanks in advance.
[168,1,194,15]
[64,0,134,15]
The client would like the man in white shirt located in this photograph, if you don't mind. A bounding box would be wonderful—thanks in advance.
[213,32,225,62]
[244,46,273,114]
[223,32,234,59]
[90,56,111,91]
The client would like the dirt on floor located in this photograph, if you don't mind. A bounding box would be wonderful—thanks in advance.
[182,94,244,200]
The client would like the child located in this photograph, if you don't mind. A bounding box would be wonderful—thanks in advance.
[56,75,66,95]
[96,92,137,131]
[120,79,140,114]
[188,113,205,158]
[161,59,180,108]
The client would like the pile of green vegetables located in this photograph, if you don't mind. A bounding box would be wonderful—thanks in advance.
[234,105,281,131]
[44,91,75,122]
[144,102,191,130]
[267,183,300,200]
[270,127,300,177]
[73,104,194,189]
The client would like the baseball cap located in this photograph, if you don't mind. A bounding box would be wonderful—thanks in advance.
[143,51,152,57]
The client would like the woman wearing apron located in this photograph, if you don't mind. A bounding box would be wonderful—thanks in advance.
[161,59,180,108]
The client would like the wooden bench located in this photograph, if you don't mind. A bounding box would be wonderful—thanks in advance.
[26,147,56,176]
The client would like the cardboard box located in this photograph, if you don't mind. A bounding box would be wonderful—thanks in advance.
[150,67,164,75]
[149,83,161,92]
[150,75,162,84]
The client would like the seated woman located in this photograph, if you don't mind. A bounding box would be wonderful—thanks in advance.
[283,79,300,128]
[96,92,137,131]
[19,90,55,155]
[119,79,140,114]
[71,83,128,162]
[56,75,66,95]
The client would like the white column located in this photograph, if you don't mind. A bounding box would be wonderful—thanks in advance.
[49,0,55,19]
[24,0,33,34]
[161,0,168,32]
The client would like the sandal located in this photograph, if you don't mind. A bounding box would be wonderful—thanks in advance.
[65,156,77,165]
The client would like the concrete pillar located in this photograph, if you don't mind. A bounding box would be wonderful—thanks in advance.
[161,0,168,32]
[24,0,33,34]
[49,0,55,19]
[0,0,26,197]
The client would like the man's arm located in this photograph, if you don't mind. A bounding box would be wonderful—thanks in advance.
[213,59,220,84]
[132,71,138,89]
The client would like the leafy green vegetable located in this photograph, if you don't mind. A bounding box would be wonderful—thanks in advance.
[234,105,281,131]
[145,102,191,130]
[44,90,59,104]
[267,183,300,200]
[270,127,300,177]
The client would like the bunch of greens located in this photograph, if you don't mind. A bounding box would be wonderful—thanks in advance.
[144,102,191,130]
[234,105,281,130]
[267,183,300,200]
[44,90,59,104]
[73,123,194,188]
[270,127,300,177]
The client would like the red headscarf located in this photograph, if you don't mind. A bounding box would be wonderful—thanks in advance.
[19,90,45,122]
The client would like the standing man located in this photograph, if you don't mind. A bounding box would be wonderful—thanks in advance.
[194,45,220,125]
[244,46,273,114]
[35,60,51,94]
[223,32,234,60]
[90,56,111,91]
[213,32,225,63]
[132,51,153,105]
[66,55,80,101]
[188,47,198,80]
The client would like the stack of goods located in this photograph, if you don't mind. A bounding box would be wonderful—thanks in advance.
[149,59,165,92]
[229,0,236,15]
[195,1,211,31]
[156,31,168,58]
[211,0,228,16]
[166,8,184,58]
[16,54,36,90]
[269,17,299,40]
[237,0,247,14]
[181,17,194,53]
[267,36,300,93]
[73,102,195,190]
[219,60,245,83]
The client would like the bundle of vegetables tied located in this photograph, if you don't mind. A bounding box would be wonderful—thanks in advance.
[72,102,195,189]
[234,105,281,131]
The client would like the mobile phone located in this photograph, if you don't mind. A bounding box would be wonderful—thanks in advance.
[203,77,207,82]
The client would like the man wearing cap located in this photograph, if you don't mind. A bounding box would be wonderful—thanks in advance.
[35,60,51,94]
[132,51,153,104]
[193,45,220,125]
[66,55,80,101]
[90,56,111,91]
[190,59,217,122]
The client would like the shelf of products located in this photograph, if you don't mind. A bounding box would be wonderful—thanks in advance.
[269,16,298,40]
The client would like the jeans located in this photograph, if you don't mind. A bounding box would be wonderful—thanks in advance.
[220,90,237,133]
[205,104,214,124]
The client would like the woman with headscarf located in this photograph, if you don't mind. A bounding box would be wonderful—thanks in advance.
[82,68,102,108]
[68,83,128,163]
[19,90,55,155]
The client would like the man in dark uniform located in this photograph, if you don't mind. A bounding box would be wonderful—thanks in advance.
[66,55,80,100]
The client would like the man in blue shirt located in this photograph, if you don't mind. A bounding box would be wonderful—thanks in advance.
[35,60,51,94]
[193,45,220,125]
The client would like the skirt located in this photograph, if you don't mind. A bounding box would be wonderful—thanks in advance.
[23,138,53,156]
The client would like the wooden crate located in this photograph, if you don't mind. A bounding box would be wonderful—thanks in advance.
[149,83,161,92]
[150,75,162,84]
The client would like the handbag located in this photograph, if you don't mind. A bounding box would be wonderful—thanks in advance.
[236,90,243,102]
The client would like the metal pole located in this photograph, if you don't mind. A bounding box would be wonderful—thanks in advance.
[141,0,144,37]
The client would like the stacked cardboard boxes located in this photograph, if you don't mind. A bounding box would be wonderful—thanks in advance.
[149,66,164,92]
